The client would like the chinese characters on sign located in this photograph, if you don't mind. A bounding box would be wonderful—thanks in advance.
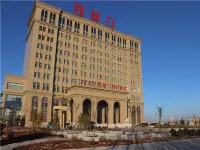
[74,3,115,28]
[77,79,127,92]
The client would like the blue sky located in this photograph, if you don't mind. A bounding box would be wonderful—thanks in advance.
[1,1,200,122]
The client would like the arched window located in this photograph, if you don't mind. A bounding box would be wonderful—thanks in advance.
[42,97,48,122]
[53,99,59,106]
[31,96,38,121]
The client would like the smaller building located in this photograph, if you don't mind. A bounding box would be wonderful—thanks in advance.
[188,118,200,127]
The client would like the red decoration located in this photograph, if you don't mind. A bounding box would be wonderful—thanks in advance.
[74,3,84,17]
[123,86,127,91]
[106,16,114,28]
[98,82,102,87]
[103,83,107,88]
[91,10,100,22]
[112,84,115,89]
[120,86,123,90]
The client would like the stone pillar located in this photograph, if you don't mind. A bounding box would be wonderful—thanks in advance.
[59,110,62,128]
[102,108,105,124]
[72,96,83,123]
[47,99,52,123]
[120,101,127,124]
[68,109,71,123]
[91,100,97,122]
[135,107,138,124]
[108,101,114,124]
[38,98,42,114]
[116,109,119,123]
[141,104,144,123]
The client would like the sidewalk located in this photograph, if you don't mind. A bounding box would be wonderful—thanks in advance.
[69,138,200,150]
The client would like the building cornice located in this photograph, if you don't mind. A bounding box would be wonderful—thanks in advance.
[68,85,129,94]
[5,74,26,79]
[23,90,53,97]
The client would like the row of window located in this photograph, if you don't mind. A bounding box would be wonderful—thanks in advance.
[37,43,53,51]
[40,10,139,50]
[35,63,51,69]
[7,82,24,90]
[31,96,48,122]
[38,34,54,42]
[36,54,51,60]
[34,72,50,79]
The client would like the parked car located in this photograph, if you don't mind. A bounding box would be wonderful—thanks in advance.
[89,122,100,129]
[136,123,149,127]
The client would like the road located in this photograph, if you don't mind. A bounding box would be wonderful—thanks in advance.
[70,138,200,150]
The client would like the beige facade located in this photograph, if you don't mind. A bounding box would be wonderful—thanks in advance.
[2,1,144,127]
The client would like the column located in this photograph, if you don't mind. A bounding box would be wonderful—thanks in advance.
[135,107,138,124]
[141,104,144,123]
[73,96,83,123]
[102,108,105,124]
[38,98,42,114]
[91,100,97,122]
[116,109,119,123]
[108,101,114,124]
[59,110,62,128]
[47,99,52,123]
[120,101,127,124]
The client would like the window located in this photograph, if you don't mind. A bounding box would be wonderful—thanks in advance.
[66,19,72,31]
[91,27,96,38]
[105,32,110,42]
[39,26,42,31]
[74,22,80,33]
[98,29,102,40]
[39,63,42,68]
[112,34,116,45]
[7,83,24,90]
[59,17,65,28]
[38,35,41,39]
[83,24,88,35]
[31,96,38,121]
[41,97,48,122]
[49,12,56,24]
[33,82,40,89]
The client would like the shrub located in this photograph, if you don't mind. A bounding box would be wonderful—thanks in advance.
[7,131,15,142]
[183,128,190,136]
[134,134,140,144]
[77,113,90,130]
[197,129,200,136]
[71,135,78,141]
[89,139,96,147]
[52,111,60,130]
[99,136,107,141]
[170,128,176,136]
[176,129,184,137]
[189,129,197,136]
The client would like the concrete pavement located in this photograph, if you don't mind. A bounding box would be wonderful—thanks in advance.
[69,138,200,150]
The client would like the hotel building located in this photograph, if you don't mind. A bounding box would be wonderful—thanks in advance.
[1,1,144,127]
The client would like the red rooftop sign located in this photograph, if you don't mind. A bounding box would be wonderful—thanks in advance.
[74,3,115,28]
